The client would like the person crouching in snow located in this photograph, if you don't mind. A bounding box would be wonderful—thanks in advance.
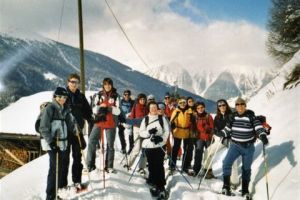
[39,87,77,200]
[139,102,170,199]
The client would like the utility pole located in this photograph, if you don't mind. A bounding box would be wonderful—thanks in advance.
[77,0,85,94]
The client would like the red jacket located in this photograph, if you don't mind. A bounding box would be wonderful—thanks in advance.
[129,103,148,126]
[196,113,214,141]
[165,104,175,119]
[96,90,119,129]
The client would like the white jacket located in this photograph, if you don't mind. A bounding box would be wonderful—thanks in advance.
[139,114,170,149]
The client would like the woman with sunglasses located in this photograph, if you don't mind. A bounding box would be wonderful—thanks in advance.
[200,99,238,181]
[169,97,193,173]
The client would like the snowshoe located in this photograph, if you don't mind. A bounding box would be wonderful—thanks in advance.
[150,187,160,197]
[74,183,89,194]
[105,168,117,173]
[157,189,169,200]
[221,187,233,196]
[242,193,252,200]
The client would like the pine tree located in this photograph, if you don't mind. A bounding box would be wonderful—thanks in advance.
[267,0,300,63]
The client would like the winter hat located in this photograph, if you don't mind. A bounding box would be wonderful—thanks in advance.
[137,93,147,100]
[235,97,246,105]
[165,92,170,98]
[103,77,113,86]
[54,87,68,97]
[123,90,131,95]
[147,94,155,101]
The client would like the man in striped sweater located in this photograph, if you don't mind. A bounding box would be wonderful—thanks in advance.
[216,97,268,198]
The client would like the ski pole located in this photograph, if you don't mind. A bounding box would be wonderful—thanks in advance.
[120,136,140,165]
[100,128,106,189]
[262,144,270,200]
[75,126,93,190]
[195,136,215,178]
[128,147,145,183]
[198,138,222,190]
[161,146,194,190]
[55,136,59,200]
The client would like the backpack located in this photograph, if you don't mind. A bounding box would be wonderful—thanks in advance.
[35,102,52,134]
[256,115,272,135]
[242,111,272,137]
[145,115,164,131]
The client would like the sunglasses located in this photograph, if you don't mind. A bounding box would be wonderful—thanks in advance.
[218,104,226,107]
[165,96,170,99]
[178,101,186,105]
[235,103,245,106]
[124,93,130,96]
[69,80,79,84]
[56,95,67,99]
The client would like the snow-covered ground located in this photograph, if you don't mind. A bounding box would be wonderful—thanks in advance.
[0,52,299,199]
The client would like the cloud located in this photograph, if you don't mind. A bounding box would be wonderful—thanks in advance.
[0,0,274,72]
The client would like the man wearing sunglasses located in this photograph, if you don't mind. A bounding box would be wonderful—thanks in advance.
[216,97,268,199]
[61,73,93,192]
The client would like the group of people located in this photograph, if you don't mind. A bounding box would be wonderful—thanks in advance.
[38,74,269,200]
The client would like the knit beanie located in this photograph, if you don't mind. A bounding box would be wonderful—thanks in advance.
[54,87,68,97]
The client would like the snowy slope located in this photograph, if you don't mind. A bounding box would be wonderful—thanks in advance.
[0,51,299,199]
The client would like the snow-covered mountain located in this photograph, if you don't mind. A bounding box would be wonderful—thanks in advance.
[0,32,215,111]
[147,64,275,101]
[0,53,299,200]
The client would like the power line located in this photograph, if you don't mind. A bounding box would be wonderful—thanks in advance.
[57,0,66,42]
[104,0,150,69]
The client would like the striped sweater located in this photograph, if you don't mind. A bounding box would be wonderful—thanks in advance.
[222,111,266,143]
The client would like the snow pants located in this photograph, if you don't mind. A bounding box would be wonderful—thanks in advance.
[46,150,67,197]
[145,147,166,190]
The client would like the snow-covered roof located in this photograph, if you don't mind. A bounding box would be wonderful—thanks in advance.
[0,91,97,136]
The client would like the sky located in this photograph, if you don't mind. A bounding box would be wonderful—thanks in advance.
[0,0,275,72]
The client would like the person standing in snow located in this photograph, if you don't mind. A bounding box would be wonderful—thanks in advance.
[202,99,239,182]
[139,101,170,199]
[216,97,269,198]
[118,90,135,154]
[190,101,214,176]
[60,73,93,191]
[87,78,120,173]
[39,87,77,200]
[169,97,193,173]
[125,93,148,174]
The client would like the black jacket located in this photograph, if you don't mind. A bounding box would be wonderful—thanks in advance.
[66,87,93,129]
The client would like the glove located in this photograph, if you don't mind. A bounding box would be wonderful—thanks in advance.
[148,127,158,135]
[94,114,106,122]
[98,107,108,115]
[171,122,176,130]
[49,141,59,152]
[260,134,269,145]
[151,135,163,145]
